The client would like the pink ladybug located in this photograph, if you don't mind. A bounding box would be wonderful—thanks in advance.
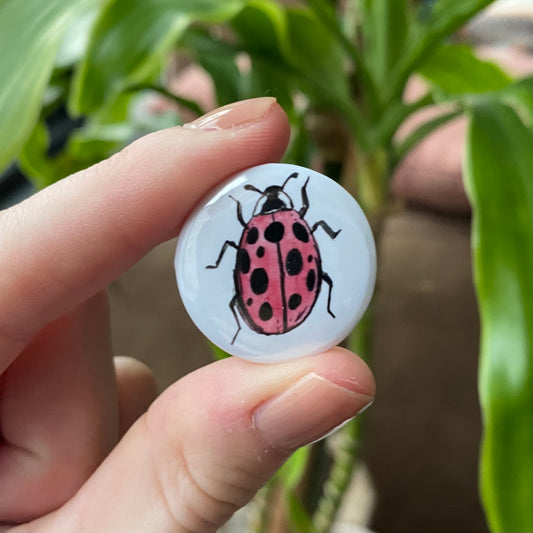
[207,172,341,344]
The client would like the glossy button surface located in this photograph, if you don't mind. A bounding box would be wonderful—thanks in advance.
[175,163,376,363]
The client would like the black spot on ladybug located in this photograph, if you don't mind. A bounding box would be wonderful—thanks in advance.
[293,222,309,243]
[264,221,284,242]
[250,268,269,295]
[286,249,303,276]
[246,298,253,306]
[306,269,316,291]
[308,255,313,263]
[246,227,259,244]
[259,302,273,321]
[288,293,302,310]
[257,246,265,258]
[238,249,250,274]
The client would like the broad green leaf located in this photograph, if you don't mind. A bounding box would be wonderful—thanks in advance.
[463,103,532,533]
[419,44,512,96]
[232,2,295,112]
[0,0,88,173]
[388,0,497,101]
[71,0,245,114]
[359,0,411,86]
[285,8,350,107]
[18,122,59,189]
[232,0,289,61]
[54,2,100,69]
[18,91,173,188]
[181,28,242,107]
[499,76,533,128]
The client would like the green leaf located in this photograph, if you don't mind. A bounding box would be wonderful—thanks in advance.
[287,492,314,533]
[418,44,513,96]
[71,0,245,114]
[359,0,410,86]
[181,28,242,107]
[393,106,463,167]
[0,0,88,173]
[17,122,59,189]
[232,0,289,61]
[209,343,231,361]
[499,76,533,128]
[285,8,350,107]
[303,0,377,107]
[276,446,310,493]
[463,103,533,533]
[388,0,498,101]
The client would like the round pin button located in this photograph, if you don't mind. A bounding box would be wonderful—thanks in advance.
[175,163,376,363]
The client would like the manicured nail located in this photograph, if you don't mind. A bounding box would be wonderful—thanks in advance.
[184,97,277,130]
[253,373,374,451]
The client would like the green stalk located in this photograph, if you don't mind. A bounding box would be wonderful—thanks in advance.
[312,308,374,533]
[311,147,388,532]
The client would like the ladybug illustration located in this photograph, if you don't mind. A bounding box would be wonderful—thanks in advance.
[206,172,341,344]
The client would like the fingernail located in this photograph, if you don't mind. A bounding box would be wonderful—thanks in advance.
[253,373,374,451]
[184,97,277,130]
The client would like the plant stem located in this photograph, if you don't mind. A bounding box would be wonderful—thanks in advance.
[311,305,374,533]
[311,146,388,532]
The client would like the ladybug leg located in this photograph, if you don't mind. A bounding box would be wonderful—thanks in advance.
[205,240,238,269]
[229,295,242,344]
[299,177,310,218]
[321,272,336,318]
[311,220,341,239]
[229,195,246,227]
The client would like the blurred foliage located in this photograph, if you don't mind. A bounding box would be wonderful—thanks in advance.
[0,0,531,531]
[464,102,533,533]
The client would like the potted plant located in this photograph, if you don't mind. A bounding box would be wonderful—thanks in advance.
[0,1,530,531]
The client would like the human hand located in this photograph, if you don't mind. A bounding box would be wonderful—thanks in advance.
[0,98,375,532]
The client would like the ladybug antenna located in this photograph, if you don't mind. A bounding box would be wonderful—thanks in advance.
[281,172,299,190]
[244,184,265,196]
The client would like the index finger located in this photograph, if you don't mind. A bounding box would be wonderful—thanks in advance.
[0,98,289,372]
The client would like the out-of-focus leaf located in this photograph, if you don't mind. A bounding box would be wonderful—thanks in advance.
[232,0,288,60]
[287,492,313,533]
[276,447,312,533]
[388,0,497,100]
[498,76,533,127]
[393,106,463,166]
[181,27,242,107]
[285,8,350,107]
[359,0,410,86]
[418,44,512,96]
[463,102,532,533]
[210,343,231,360]
[19,92,164,188]
[276,446,310,492]
[0,0,88,174]
[232,2,294,112]
[71,0,245,114]
[18,122,59,189]
[54,2,100,68]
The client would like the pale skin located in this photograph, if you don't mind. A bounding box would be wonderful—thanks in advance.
[0,98,375,532]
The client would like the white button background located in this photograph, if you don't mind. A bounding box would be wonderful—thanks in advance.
[175,163,376,363]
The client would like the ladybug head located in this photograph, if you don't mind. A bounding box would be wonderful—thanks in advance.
[245,172,299,215]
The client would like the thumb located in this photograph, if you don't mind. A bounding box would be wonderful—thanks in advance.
[27,348,374,533]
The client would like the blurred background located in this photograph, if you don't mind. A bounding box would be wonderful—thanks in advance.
[0,1,531,532]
